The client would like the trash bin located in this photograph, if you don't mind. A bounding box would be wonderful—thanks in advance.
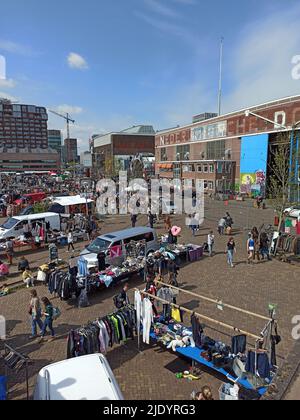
[274,216,279,227]
[0,376,7,401]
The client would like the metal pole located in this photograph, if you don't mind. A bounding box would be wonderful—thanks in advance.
[218,37,224,116]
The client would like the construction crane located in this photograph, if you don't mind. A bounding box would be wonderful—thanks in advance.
[49,109,75,139]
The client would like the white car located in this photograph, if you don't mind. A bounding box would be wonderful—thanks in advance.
[34,354,124,401]
[284,206,300,219]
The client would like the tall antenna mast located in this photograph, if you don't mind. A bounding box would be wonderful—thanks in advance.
[218,37,224,116]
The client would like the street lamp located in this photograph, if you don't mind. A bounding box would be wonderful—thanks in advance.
[244,110,287,130]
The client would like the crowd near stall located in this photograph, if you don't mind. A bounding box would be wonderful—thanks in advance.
[0,171,299,401]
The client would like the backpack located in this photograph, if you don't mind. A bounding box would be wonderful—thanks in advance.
[52,307,61,320]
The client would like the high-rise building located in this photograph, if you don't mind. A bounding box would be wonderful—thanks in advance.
[64,138,78,163]
[0,99,48,149]
[48,130,62,155]
[0,99,60,173]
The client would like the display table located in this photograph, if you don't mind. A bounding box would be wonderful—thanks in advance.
[150,332,270,397]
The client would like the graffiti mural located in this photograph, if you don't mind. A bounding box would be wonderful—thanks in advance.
[240,134,269,197]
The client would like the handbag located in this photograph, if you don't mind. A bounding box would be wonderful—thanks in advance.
[28,306,33,316]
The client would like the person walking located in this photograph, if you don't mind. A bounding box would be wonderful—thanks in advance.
[29,289,43,339]
[148,212,155,229]
[5,237,14,265]
[131,214,137,228]
[226,237,236,268]
[218,217,226,235]
[251,227,260,261]
[260,232,271,261]
[67,230,75,252]
[114,283,130,309]
[207,231,215,257]
[22,268,35,288]
[40,297,55,341]
[164,215,172,232]
[247,234,255,264]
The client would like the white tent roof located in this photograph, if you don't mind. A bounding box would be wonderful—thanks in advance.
[52,195,94,207]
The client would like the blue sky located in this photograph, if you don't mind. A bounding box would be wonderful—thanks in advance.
[1,0,300,151]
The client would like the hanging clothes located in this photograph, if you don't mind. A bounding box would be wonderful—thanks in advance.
[191,314,204,348]
[67,305,136,359]
[245,351,271,379]
[142,298,153,345]
[78,257,89,277]
[231,335,247,355]
[134,291,142,338]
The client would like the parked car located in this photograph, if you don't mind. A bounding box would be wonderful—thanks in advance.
[34,354,124,401]
[81,227,159,268]
[284,206,300,219]
[0,212,61,240]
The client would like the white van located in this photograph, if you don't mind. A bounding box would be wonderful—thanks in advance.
[0,212,61,240]
[81,227,159,268]
[34,354,124,401]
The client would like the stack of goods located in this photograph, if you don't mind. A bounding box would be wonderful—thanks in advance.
[96,257,145,288]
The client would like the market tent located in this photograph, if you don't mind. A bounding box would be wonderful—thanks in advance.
[51,195,94,207]
[48,203,65,214]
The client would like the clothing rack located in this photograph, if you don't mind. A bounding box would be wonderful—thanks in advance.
[134,285,278,390]
[155,280,273,323]
[1,344,30,400]
[135,288,262,341]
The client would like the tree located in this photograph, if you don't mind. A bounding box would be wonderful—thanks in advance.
[268,135,290,215]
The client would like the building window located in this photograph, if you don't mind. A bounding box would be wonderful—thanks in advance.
[209,164,214,173]
[207,181,214,190]
[176,145,190,161]
[197,165,202,173]
[161,148,168,161]
[203,165,208,173]
[173,164,181,179]
[207,140,225,160]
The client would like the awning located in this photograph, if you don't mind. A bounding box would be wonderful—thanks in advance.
[52,195,94,207]
[158,163,173,169]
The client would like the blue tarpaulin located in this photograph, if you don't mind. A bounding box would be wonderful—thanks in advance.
[0,376,7,400]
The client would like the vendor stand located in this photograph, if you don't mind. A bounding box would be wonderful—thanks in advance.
[134,282,279,398]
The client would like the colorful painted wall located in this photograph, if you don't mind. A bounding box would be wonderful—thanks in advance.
[240,134,269,197]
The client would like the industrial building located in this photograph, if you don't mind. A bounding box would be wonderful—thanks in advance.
[155,95,300,198]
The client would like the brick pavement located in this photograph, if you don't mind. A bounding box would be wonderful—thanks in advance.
[0,200,299,400]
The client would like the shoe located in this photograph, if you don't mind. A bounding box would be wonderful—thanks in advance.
[29,336,37,340]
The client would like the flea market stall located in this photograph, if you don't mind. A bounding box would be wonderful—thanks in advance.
[133,281,279,399]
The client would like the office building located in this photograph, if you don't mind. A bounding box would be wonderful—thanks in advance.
[0,99,48,149]
[48,130,62,155]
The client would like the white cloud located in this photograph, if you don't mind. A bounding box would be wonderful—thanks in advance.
[0,92,19,102]
[0,78,16,88]
[67,52,89,70]
[144,0,179,19]
[158,3,300,127]
[0,40,36,56]
[223,4,300,113]
[55,104,83,115]
[134,11,198,46]
[170,0,197,4]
